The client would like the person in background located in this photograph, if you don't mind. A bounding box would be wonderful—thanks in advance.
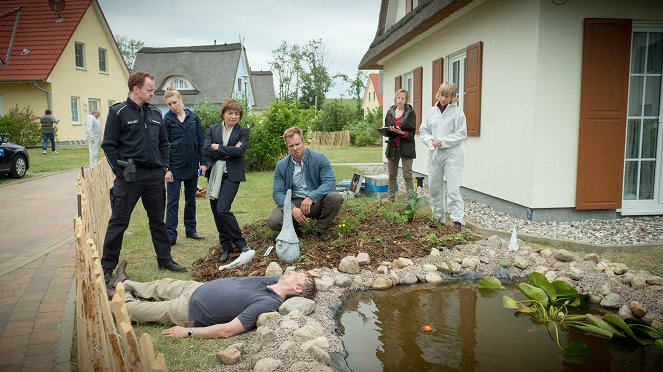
[84,109,101,167]
[101,71,187,285]
[267,127,343,242]
[163,87,206,246]
[203,98,251,262]
[419,82,467,233]
[384,89,416,201]
[40,109,59,155]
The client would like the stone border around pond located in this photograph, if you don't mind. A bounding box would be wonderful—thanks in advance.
[213,235,663,372]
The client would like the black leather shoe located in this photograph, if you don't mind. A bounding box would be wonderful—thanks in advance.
[318,231,332,242]
[111,260,129,288]
[239,245,251,253]
[104,270,113,286]
[218,248,230,262]
[170,239,177,246]
[106,286,116,301]
[158,260,188,272]
[186,233,204,240]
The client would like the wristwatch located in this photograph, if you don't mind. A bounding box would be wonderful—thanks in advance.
[187,327,194,337]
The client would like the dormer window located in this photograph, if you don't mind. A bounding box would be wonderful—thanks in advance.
[165,76,194,90]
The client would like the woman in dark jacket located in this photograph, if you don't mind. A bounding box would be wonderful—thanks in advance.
[163,87,206,245]
[203,98,250,262]
[384,88,417,201]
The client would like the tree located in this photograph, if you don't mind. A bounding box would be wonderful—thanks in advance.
[269,41,303,101]
[299,39,332,110]
[115,35,144,69]
[335,70,367,114]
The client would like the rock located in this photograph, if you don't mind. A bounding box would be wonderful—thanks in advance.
[618,305,633,319]
[334,274,353,288]
[301,337,330,351]
[253,358,282,372]
[277,340,295,352]
[449,261,463,273]
[630,301,647,317]
[568,267,583,280]
[646,276,663,285]
[265,262,283,277]
[372,277,393,289]
[422,264,437,272]
[356,252,370,266]
[429,248,441,256]
[338,256,360,274]
[487,235,504,250]
[493,266,512,281]
[285,309,304,319]
[654,299,663,314]
[256,327,278,344]
[400,273,418,285]
[544,271,557,282]
[376,265,389,274]
[425,272,443,284]
[552,262,565,271]
[498,259,511,268]
[392,257,414,268]
[556,277,573,286]
[308,344,331,365]
[651,319,663,330]
[216,347,240,365]
[600,293,621,310]
[534,266,548,274]
[289,361,333,372]
[315,276,334,291]
[583,253,600,263]
[353,275,363,285]
[539,249,553,258]
[553,249,575,262]
[589,294,602,304]
[596,261,608,272]
[436,262,451,272]
[622,272,634,285]
[601,284,612,296]
[513,255,529,269]
[642,312,658,324]
[280,319,299,330]
[632,275,647,289]
[280,297,315,316]
[607,263,629,275]
[257,311,281,327]
[534,257,547,266]
[293,319,326,340]
[461,257,479,269]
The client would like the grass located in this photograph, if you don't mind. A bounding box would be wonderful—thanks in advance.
[0,146,96,185]
[309,144,382,163]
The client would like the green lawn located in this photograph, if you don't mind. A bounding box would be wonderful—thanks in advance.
[0,146,96,186]
[310,144,382,163]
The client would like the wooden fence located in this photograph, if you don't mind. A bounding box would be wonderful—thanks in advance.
[75,160,167,371]
[311,130,350,147]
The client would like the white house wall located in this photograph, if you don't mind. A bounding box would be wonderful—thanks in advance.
[532,0,663,208]
[381,0,663,210]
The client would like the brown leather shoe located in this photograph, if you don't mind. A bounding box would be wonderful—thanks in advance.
[453,222,462,233]
[111,260,129,288]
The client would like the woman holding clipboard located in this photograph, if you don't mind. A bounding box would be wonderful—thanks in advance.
[382,88,416,201]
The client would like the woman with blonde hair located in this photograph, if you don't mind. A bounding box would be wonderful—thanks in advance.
[419,82,467,232]
[163,86,206,245]
[383,88,416,201]
[203,99,251,262]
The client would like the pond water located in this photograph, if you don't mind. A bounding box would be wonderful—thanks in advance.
[335,282,663,371]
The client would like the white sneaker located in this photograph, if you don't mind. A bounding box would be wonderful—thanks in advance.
[42,150,46,155]
[52,150,58,154]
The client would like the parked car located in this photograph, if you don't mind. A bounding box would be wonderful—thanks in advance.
[0,134,30,178]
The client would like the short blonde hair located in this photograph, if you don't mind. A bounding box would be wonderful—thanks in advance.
[164,86,181,101]
[435,82,459,103]
[394,89,408,104]
[221,98,244,121]
[283,127,304,142]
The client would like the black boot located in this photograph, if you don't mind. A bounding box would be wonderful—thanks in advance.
[219,247,230,262]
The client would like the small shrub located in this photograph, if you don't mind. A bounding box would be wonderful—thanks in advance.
[347,106,383,146]
[0,105,41,147]
[191,99,220,133]
[424,233,440,249]
[313,99,359,132]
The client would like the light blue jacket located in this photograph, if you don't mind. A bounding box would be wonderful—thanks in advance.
[272,148,336,207]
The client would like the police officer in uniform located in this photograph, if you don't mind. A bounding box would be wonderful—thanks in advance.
[101,71,187,285]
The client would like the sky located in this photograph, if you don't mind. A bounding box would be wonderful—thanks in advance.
[97,0,382,98]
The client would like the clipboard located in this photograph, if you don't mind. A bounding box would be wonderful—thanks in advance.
[377,127,390,137]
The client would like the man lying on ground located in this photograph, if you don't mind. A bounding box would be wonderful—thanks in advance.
[107,260,317,338]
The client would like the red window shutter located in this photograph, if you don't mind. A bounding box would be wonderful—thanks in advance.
[465,42,482,136]
[395,75,402,92]
[576,19,631,210]
[432,58,444,106]
[413,66,423,131]
[406,0,413,13]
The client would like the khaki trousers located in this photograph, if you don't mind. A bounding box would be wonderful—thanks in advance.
[123,279,203,326]
[387,148,413,198]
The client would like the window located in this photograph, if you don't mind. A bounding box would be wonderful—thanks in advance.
[108,100,115,108]
[71,96,80,124]
[448,53,466,109]
[166,77,193,90]
[403,72,414,106]
[75,42,85,69]
[238,78,243,92]
[445,42,482,136]
[88,99,100,115]
[98,48,107,72]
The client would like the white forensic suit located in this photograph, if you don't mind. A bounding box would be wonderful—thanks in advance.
[84,113,101,167]
[419,102,467,224]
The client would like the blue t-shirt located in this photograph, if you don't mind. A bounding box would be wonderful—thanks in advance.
[188,276,284,329]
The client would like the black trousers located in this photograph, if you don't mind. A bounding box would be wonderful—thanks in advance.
[209,176,247,252]
[101,167,172,272]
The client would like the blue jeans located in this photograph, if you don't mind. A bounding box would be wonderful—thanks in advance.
[166,177,198,242]
[42,133,55,151]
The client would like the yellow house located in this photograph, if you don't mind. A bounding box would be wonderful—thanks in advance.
[0,0,128,142]
[361,72,383,117]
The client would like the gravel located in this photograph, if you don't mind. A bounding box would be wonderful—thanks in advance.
[354,164,663,247]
